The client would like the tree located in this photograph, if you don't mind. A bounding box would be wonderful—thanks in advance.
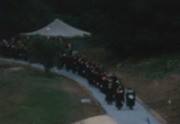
[26,35,64,74]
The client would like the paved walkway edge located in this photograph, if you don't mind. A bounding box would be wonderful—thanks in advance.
[0,58,167,124]
[136,96,167,124]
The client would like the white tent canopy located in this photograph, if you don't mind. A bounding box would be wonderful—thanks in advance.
[21,18,91,38]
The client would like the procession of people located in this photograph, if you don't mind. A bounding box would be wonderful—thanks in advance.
[60,52,136,110]
[0,36,136,110]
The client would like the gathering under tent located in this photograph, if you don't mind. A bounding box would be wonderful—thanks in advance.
[21,18,91,38]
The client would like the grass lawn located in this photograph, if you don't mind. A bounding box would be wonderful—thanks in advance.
[0,61,104,124]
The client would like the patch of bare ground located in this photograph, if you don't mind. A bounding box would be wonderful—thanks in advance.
[0,60,24,73]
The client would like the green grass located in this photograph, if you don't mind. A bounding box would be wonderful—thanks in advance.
[0,67,84,124]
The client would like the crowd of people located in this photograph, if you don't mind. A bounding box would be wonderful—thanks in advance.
[0,37,28,60]
[0,36,136,110]
[60,53,136,110]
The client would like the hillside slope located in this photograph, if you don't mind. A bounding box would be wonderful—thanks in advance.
[84,46,180,124]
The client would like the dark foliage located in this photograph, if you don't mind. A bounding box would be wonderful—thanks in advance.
[26,35,64,73]
[0,0,54,37]
[0,0,180,58]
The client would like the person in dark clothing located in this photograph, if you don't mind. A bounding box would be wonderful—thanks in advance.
[126,88,136,110]
[115,84,125,110]
[105,80,114,105]
[109,72,118,83]
[99,72,108,94]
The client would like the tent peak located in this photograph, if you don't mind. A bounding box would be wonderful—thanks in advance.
[21,18,91,38]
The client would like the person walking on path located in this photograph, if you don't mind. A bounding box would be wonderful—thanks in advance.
[126,88,136,110]
[105,81,114,105]
[115,84,125,110]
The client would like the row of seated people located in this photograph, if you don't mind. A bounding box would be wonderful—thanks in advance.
[60,53,136,110]
[0,39,28,60]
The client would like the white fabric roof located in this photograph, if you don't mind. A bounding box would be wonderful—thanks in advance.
[22,19,91,38]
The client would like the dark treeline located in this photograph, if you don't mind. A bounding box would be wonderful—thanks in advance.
[0,0,180,58]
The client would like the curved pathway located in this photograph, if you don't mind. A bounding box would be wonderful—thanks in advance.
[0,58,165,124]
